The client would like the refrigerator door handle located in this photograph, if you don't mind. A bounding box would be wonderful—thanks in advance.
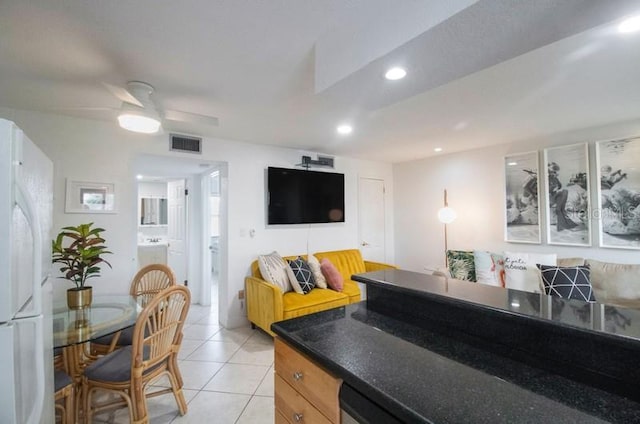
[23,315,45,424]
[14,180,43,318]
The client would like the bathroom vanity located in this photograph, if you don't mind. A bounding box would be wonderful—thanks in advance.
[137,241,167,267]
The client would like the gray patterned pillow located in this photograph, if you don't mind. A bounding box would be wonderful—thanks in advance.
[286,257,316,294]
[537,264,595,302]
[447,250,476,282]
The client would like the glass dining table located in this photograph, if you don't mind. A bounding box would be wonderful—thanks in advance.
[53,295,142,382]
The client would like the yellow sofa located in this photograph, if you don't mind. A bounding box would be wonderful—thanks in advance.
[246,249,396,336]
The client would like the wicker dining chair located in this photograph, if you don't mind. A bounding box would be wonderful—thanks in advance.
[82,285,191,424]
[53,350,74,424]
[91,264,176,356]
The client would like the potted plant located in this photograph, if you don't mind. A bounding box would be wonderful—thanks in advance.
[52,222,112,309]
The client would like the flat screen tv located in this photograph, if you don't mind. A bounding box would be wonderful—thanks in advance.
[267,167,345,225]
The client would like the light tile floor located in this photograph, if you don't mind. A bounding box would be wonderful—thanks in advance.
[92,297,275,424]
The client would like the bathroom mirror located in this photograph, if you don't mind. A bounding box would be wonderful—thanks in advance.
[140,197,168,225]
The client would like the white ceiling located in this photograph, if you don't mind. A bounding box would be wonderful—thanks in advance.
[1,0,640,163]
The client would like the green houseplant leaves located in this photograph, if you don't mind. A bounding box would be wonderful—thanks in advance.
[52,222,112,288]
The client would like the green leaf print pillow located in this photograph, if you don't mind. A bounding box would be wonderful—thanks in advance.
[446,250,476,282]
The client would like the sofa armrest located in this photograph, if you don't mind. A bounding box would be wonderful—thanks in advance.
[364,260,398,272]
[245,276,284,336]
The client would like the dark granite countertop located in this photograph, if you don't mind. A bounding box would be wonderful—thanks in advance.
[271,271,640,424]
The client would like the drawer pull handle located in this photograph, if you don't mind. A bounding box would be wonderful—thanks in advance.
[293,413,303,422]
[293,371,303,381]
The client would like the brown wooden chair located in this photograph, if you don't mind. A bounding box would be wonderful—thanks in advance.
[54,350,74,424]
[82,285,191,424]
[91,264,176,355]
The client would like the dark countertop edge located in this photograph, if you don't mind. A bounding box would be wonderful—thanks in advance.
[272,321,430,423]
[352,272,640,348]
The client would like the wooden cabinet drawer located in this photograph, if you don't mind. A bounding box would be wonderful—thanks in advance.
[275,338,341,423]
[275,374,333,424]
[275,408,291,424]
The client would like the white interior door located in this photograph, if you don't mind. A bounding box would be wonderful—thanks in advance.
[358,178,386,262]
[167,179,187,285]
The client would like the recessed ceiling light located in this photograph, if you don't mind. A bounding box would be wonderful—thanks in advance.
[337,124,353,135]
[136,174,143,180]
[434,147,443,152]
[508,162,518,166]
[618,15,640,33]
[385,67,407,80]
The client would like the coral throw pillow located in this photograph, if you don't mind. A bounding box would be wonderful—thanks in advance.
[320,258,343,292]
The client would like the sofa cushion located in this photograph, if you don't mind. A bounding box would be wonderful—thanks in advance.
[537,264,595,302]
[447,250,476,282]
[586,259,640,305]
[320,258,344,291]
[504,252,556,293]
[473,251,505,287]
[286,257,315,294]
[314,249,366,284]
[257,251,292,293]
[558,257,585,267]
[282,289,349,319]
[341,280,361,302]
[54,369,72,391]
[306,254,328,289]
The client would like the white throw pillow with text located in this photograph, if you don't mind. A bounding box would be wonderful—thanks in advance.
[504,252,557,293]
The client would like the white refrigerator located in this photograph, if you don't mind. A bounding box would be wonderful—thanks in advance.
[0,119,54,423]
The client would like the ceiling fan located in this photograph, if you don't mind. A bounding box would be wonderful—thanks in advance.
[104,81,219,134]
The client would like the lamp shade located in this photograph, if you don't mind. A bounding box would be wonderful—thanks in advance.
[437,206,457,224]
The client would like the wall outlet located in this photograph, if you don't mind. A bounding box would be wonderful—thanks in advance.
[238,290,245,300]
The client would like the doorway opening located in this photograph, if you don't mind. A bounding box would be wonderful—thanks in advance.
[134,154,227,315]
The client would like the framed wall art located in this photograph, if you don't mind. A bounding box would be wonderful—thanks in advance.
[504,151,541,244]
[65,180,117,214]
[543,143,591,246]
[596,137,640,249]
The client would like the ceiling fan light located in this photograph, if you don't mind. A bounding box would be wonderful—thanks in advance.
[118,113,161,134]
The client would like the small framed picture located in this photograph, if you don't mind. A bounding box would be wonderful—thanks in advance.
[65,180,116,214]
[596,137,640,249]
[504,151,541,244]
[543,143,591,246]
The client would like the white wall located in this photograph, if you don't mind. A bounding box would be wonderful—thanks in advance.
[138,181,167,197]
[394,119,640,272]
[0,108,394,328]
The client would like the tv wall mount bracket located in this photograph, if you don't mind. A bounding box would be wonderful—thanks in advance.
[296,155,335,169]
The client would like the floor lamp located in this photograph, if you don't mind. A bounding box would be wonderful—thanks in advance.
[437,189,457,268]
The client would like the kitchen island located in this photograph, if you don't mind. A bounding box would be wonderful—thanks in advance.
[271,269,640,423]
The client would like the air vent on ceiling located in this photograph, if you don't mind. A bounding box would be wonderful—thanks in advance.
[170,133,202,154]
